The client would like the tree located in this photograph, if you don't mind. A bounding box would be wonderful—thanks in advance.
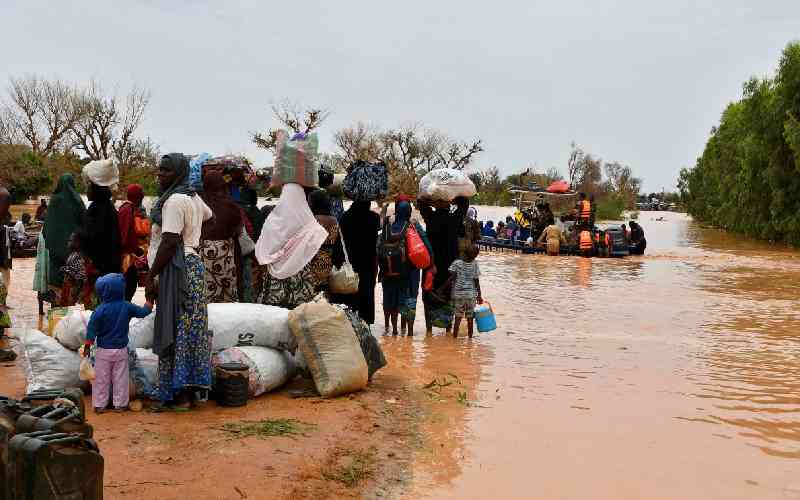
[1,75,84,156]
[0,145,52,202]
[566,141,585,188]
[70,81,153,167]
[251,99,330,152]
[333,121,383,163]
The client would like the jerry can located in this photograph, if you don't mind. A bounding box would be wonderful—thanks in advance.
[474,302,497,333]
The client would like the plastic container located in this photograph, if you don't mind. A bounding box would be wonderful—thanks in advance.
[474,302,497,333]
[214,362,250,407]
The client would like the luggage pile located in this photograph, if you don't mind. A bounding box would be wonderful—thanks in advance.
[418,168,477,202]
[1,388,102,500]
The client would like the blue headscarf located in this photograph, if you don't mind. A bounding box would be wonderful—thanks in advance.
[392,201,412,233]
[150,153,195,226]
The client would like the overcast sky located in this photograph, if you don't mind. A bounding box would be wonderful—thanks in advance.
[2,1,798,192]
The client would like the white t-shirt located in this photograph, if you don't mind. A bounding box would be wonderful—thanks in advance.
[148,194,212,267]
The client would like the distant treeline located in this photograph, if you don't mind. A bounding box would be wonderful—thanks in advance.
[679,41,800,245]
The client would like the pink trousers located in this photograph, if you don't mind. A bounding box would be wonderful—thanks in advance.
[92,347,129,409]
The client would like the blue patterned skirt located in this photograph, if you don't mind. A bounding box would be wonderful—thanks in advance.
[157,253,211,402]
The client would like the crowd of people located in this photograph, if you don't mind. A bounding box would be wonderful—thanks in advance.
[0,153,487,411]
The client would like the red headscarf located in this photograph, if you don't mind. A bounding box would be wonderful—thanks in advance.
[127,184,144,205]
[396,194,412,203]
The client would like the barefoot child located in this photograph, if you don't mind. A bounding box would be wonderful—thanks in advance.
[82,273,152,413]
[60,230,88,307]
[440,244,482,338]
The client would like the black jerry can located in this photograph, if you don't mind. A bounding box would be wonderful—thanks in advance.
[22,388,86,422]
[7,431,103,500]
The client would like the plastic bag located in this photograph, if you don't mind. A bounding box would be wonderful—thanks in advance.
[53,309,92,351]
[130,348,159,400]
[288,299,368,397]
[212,346,296,397]
[16,329,83,393]
[328,227,359,294]
[406,224,430,269]
[79,356,95,381]
[418,168,476,202]
[271,130,319,188]
[343,160,388,201]
[422,269,434,292]
[129,313,156,349]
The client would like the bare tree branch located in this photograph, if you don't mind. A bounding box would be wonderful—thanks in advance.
[251,99,330,152]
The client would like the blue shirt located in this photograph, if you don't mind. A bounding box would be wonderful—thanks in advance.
[86,273,151,349]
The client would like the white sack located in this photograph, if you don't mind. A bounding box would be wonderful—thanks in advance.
[418,168,477,202]
[213,346,296,397]
[129,313,156,349]
[53,309,93,351]
[209,303,295,352]
[130,348,159,400]
[82,159,119,187]
[16,329,83,394]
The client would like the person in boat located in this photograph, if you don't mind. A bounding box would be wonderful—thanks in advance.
[576,192,591,229]
[629,221,646,255]
[35,199,48,221]
[537,222,567,256]
[481,221,497,239]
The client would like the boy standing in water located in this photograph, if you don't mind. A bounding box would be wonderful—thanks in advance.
[441,244,482,338]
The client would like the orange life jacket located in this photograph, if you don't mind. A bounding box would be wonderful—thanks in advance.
[579,230,593,250]
[580,200,591,219]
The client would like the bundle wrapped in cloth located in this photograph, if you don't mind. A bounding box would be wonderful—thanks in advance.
[343,160,388,201]
[81,159,119,187]
[271,130,319,188]
[418,168,476,202]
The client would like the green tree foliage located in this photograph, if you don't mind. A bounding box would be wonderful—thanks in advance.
[680,42,800,244]
[0,145,51,202]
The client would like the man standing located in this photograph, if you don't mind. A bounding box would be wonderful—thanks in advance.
[0,186,15,361]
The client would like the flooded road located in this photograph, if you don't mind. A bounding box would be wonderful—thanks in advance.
[5,209,800,498]
[380,210,800,499]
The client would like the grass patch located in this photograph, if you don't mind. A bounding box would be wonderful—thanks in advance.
[321,448,377,487]
[220,418,316,439]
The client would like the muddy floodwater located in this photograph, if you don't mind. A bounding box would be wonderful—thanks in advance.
[383,210,800,499]
[5,209,800,499]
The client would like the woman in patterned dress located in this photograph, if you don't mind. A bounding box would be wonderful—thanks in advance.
[146,154,213,410]
[198,170,243,303]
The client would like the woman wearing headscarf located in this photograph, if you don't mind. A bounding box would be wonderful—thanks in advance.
[199,170,243,303]
[146,153,213,410]
[380,199,433,336]
[307,189,343,292]
[81,168,122,308]
[255,184,328,309]
[331,200,381,324]
[118,184,149,301]
[419,199,460,335]
[238,187,265,240]
[43,174,86,301]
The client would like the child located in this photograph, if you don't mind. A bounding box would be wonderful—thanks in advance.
[442,244,482,338]
[82,273,152,413]
[60,230,87,306]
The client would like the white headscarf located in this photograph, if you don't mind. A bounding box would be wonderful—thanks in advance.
[467,207,478,221]
[254,183,328,279]
[81,159,119,187]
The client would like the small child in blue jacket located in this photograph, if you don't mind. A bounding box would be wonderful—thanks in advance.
[84,273,152,413]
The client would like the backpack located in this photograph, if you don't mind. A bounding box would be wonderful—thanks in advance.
[378,220,407,277]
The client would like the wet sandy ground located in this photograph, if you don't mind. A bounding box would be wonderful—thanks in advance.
[3,209,800,499]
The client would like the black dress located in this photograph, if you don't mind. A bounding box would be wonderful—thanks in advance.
[332,202,380,324]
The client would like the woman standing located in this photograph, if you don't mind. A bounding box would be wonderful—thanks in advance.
[332,200,381,324]
[307,189,342,292]
[118,184,149,301]
[147,153,213,410]
[43,174,86,301]
[199,171,243,303]
[255,184,328,309]
[380,200,432,336]
[419,200,459,335]
[82,178,122,307]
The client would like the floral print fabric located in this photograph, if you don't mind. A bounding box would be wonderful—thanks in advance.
[198,238,238,303]
[157,254,211,402]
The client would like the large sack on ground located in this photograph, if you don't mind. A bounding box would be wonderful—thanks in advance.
[288,300,368,397]
[209,303,295,352]
[53,309,93,350]
[16,329,83,393]
[130,348,159,400]
[129,313,156,349]
[212,346,296,397]
[341,307,386,380]
[270,130,319,188]
[125,304,294,352]
[418,168,476,202]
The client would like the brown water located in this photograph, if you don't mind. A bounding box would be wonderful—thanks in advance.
[6,209,800,498]
[379,210,800,499]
